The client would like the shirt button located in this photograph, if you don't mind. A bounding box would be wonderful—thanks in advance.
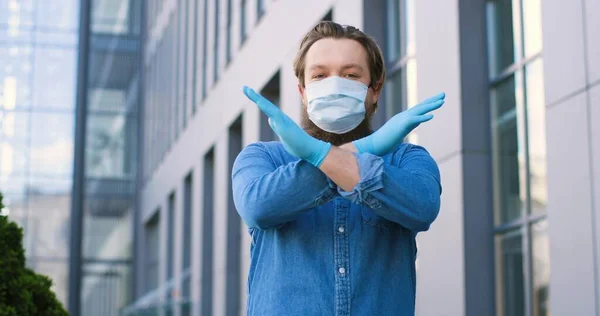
[338,226,345,233]
[339,267,346,275]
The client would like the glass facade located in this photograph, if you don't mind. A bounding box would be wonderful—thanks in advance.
[486,0,549,315]
[0,1,564,315]
[78,0,141,314]
[0,0,79,306]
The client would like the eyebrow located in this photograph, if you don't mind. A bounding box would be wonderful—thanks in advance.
[308,64,365,72]
[341,64,364,71]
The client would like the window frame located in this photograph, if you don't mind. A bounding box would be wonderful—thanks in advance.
[382,0,417,145]
[487,0,548,315]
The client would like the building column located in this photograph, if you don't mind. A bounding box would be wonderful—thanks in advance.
[541,0,599,314]
[212,134,229,316]
[239,104,260,316]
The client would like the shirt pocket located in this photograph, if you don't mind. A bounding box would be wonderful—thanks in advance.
[361,206,389,228]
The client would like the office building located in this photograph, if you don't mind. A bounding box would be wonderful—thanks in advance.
[128,0,600,315]
[0,0,141,315]
[1,0,598,315]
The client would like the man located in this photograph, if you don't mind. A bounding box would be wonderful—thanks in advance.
[232,21,444,316]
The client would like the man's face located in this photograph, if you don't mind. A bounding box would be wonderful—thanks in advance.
[298,38,382,146]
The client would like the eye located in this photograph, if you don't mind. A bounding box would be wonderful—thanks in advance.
[312,74,326,80]
[344,73,359,79]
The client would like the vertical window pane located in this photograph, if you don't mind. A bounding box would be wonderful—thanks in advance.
[522,0,543,57]
[80,262,132,315]
[0,0,35,28]
[91,0,131,35]
[192,0,199,114]
[201,150,215,316]
[385,0,401,63]
[183,174,192,270]
[30,112,75,177]
[384,70,404,119]
[85,114,128,178]
[240,0,247,43]
[33,48,77,109]
[88,88,126,112]
[226,118,243,316]
[182,0,189,129]
[531,220,550,316]
[214,0,220,82]
[1,111,30,142]
[492,75,527,224]
[0,176,27,196]
[525,58,547,214]
[27,180,72,257]
[0,46,34,109]
[257,0,265,19]
[175,3,181,139]
[495,230,525,316]
[167,193,175,282]
[36,0,79,31]
[202,0,208,99]
[486,0,518,76]
[226,0,232,63]
[145,211,160,293]
[0,140,27,176]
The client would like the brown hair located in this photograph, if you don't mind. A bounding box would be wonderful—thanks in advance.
[293,21,386,89]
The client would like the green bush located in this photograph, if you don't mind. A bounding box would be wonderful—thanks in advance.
[0,193,69,316]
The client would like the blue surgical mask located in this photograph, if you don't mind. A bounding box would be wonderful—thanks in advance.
[305,76,368,134]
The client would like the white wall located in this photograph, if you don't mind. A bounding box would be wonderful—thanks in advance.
[139,1,350,315]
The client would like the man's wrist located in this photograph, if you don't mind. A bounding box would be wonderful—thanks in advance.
[339,142,358,153]
[309,141,333,168]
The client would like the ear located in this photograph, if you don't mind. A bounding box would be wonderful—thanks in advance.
[371,78,384,105]
[298,84,307,105]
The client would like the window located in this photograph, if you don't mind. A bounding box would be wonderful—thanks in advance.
[167,21,175,154]
[259,71,280,142]
[167,192,176,283]
[175,1,182,139]
[226,116,243,316]
[202,0,209,100]
[144,211,160,293]
[201,149,215,316]
[257,0,265,21]
[182,0,190,129]
[182,173,193,315]
[191,0,199,114]
[486,1,549,316]
[240,0,247,44]
[226,0,233,63]
[213,0,220,82]
[383,0,417,143]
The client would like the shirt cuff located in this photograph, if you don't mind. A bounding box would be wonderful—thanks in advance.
[338,152,384,204]
[327,176,338,190]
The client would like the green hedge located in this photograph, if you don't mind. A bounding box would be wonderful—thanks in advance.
[0,193,69,316]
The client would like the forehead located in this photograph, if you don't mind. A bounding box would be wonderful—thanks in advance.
[305,38,368,68]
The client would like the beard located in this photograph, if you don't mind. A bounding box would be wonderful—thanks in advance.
[300,103,376,146]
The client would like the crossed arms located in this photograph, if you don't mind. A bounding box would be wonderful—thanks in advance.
[232,87,444,232]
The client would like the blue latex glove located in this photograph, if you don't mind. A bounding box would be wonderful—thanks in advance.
[243,86,332,167]
[353,92,445,155]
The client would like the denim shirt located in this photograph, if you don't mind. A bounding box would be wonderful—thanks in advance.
[231,141,442,316]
